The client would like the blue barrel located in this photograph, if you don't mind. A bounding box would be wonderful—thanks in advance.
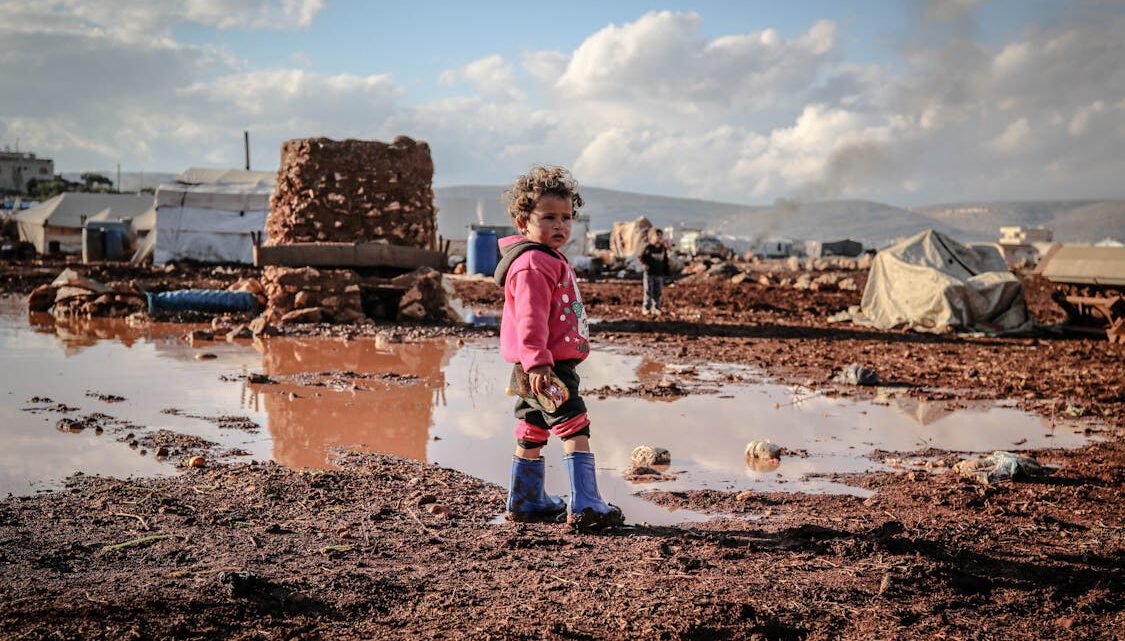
[103,229,125,260]
[466,229,499,276]
[146,290,259,315]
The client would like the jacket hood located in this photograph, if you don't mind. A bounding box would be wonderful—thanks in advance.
[494,235,559,287]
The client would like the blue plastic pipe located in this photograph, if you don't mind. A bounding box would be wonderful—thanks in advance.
[146,290,258,315]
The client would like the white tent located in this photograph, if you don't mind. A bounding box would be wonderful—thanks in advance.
[153,167,275,264]
[834,229,1031,334]
[12,193,153,253]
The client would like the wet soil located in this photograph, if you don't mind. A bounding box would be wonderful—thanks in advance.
[1,443,1120,640]
[2,259,1122,638]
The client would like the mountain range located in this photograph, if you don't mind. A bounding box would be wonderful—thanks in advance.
[63,173,1120,247]
[435,185,1123,247]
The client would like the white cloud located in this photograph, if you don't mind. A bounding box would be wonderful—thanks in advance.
[439,54,525,100]
[1,2,1123,205]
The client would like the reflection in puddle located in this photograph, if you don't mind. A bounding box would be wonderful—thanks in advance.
[0,305,1096,525]
[255,339,452,467]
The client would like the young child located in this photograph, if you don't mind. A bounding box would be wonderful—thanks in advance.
[494,166,624,530]
[639,227,670,315]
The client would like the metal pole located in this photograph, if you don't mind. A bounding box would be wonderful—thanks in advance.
[117,163,121,193]
[244,131,250,170]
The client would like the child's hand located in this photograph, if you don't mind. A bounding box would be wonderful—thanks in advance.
[527,365,553,396]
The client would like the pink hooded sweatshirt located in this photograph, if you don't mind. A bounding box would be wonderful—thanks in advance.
[495,235,590,372]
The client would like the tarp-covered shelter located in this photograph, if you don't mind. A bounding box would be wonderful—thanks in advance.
[610,216,652,258]
[154,167,275,264]
[12,193,153,254]
[834,229,1031,334]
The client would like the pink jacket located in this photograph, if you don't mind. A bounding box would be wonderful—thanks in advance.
[495,235,590,371]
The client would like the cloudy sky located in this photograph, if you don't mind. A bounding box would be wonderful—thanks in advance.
[1,0,1122,205]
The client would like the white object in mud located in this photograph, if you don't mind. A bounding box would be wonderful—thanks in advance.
[745,440,783,461]
[631,445,671,467]
[952,451,1043,484]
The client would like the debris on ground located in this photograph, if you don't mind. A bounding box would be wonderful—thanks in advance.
[630,445,671,467]
[833,363,880,386]
[952,451,1045,484]
[745,440,783,460]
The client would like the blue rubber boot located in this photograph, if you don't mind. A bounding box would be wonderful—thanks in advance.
[506,456,566,522]
[564,451,625,530]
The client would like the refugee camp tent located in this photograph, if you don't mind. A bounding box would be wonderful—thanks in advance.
[610,216,652,258]
[12,193,153,254]
[153,167,275,264]
[833,229,1031,334]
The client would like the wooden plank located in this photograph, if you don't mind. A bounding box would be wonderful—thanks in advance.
[254,242,444,270]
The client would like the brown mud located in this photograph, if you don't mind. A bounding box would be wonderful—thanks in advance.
[1,258,1122,639]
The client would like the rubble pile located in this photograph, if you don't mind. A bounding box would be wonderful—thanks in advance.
[28,269,145,319]
[261,266,365,325]
[261,266,462,325]
[267,136,437,248]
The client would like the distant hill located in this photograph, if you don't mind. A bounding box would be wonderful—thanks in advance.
[435,185,759,237]
[713,199,967,247]
[437,185,1123,247]
[913,200,1125,243]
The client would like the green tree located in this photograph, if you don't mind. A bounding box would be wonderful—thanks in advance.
[80,172,116,192]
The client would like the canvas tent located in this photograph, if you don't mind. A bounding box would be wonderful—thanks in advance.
[12,193,153,254]
[833,229,1031,334]
[610,216,652,258]
[153,167,275,264]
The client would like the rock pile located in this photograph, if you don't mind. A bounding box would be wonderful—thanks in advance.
[260,266,463,325]
[261,266,365,325]
[267,136,437,248]
[28,269,145,319]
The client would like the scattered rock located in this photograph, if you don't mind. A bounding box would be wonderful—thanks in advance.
[185,329,214,344]
[195,353,218,360]
[630,445,671,467]
[834,363,879,386]
[745,440,782,460]
[225,325,253,341]
[280,307,323,324]
[187,455,206,468]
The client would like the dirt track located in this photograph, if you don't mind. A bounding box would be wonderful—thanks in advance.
[1,259,1122,640]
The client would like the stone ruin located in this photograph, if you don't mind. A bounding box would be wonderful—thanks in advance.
[260,136,460,326]
[267,136,436,248]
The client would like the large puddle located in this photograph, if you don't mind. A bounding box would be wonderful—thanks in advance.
[0,302,1095,524]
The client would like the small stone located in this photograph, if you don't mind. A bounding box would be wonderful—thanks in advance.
[225,325,253,341]
[155,446,170,458]
[195,353,218,360]
[187,455,206,468]
[416,494,437,506]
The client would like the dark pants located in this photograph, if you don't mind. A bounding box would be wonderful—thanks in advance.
[514,359,589,449]
[643,273,664,311]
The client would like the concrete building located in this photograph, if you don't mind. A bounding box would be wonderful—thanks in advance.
[0,151,54,194]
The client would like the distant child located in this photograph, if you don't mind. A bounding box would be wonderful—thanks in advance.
[639,227,670,315]
[494,166,624,530]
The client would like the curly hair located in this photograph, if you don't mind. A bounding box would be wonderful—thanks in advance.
[502,165,584,227]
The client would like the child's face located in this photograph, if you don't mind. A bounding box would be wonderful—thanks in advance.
[519,195,573,250]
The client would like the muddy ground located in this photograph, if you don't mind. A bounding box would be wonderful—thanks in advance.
[1,257,1122,640]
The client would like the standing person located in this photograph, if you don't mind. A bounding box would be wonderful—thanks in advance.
[640,227,670,315]
[494,166,624,530]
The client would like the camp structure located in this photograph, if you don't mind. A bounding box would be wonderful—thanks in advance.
[12,193,153,254]
[609,216,653,258]
[833,229,1031,334]
[153,167,275,265]
[805,238,863,258]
